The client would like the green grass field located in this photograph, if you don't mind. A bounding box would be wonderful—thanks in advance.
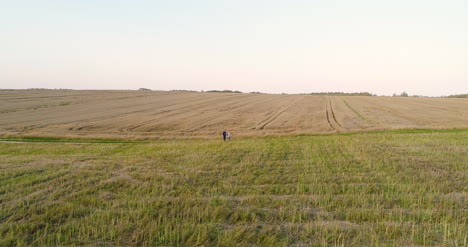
[1,129,467,246]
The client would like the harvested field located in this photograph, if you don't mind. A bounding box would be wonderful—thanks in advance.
[1,130,467,246]
[0,90,467,138]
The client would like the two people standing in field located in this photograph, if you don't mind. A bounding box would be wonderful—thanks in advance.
[222,130,231,141]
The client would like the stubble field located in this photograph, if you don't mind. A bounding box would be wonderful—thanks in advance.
[1,90,467,138]
[0,130,467,246]
[1,90,467,246]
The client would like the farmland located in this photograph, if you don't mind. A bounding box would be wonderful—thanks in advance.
[1,90,467,246]
[0,130,467,246]
[1,90,467,138]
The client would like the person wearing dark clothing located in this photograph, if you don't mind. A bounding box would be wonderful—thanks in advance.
[222,130,227,141]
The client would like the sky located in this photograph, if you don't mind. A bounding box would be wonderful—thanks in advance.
[1,0,467,96]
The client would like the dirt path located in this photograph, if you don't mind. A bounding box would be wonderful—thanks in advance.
[0,141,91,144]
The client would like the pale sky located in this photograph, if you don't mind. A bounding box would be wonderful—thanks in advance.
[1,0,467,96]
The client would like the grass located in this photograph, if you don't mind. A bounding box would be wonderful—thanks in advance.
[0,130,467,246]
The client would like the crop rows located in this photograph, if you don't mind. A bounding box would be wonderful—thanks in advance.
[1,90,467,138]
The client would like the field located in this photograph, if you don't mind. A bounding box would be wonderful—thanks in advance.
[0,129,467,246]
[1,90,467,246]
[1,90,468,138]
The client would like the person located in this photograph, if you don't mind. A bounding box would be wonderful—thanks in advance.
[222,130,227,141]
[227,131,231,141]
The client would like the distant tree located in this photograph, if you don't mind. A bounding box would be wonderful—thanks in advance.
[139,88,151,91]
[309,92,374,96]
[400,92,409,97]
[170,89,197,92]
[206,90,242,93]
[446,94,468,98]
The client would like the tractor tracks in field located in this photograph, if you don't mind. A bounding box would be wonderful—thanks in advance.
[325,97,345,133]
[121,94,246,132]
[255,96,304,130]
[342,99,374,125]
[186,95,276,132]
